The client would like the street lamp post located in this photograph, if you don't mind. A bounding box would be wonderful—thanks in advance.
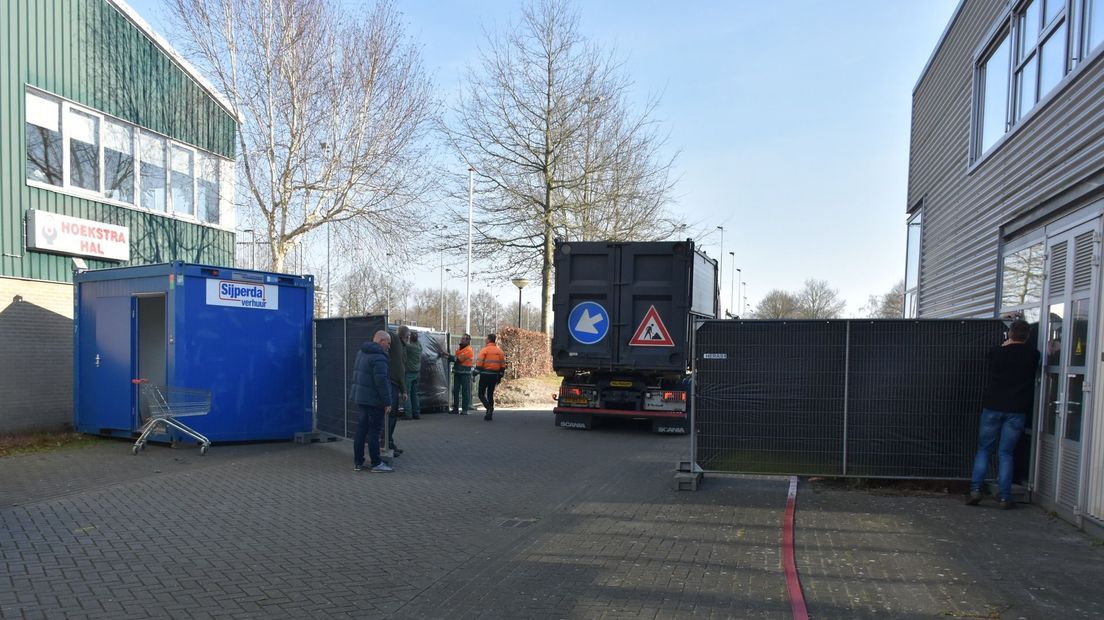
[730,256,737,318]
[716,225,724,315]
[742,282,748,316]
[511,277,530,328]
[239,229,256,270]
[444,268,452,333]
[466,167,474,335]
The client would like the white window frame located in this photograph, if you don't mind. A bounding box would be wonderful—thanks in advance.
[971,0,1104,167]
[904,208,923,319]
[23,85,232,230]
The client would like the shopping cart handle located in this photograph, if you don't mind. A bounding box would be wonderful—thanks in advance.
[131,378,149,384]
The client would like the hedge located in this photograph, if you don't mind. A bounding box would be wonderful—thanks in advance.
[497,326,553,380]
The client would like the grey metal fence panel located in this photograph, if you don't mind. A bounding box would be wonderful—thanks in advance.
[695,320,848,475]
[693,319,1005,478]
[845,320,999,478]
[315,315,386,438]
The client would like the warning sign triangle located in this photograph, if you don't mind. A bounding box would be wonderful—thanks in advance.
[629,305,675,347]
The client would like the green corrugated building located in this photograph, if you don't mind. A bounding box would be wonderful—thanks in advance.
[1,0,238,433]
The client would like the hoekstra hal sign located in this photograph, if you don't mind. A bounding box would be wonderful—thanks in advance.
[26,209,130,261]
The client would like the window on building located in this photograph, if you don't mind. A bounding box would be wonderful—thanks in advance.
[1087,0,1104,54]
[1000,241,1045,308]
[904,211,923,318]
[25,92,63,186]
[171,146,194,216]
[68,109,100,192]
[972,1,1094,160]
[198,153,220,224]
[140,133,167,212]
[978,33,1011,155]
[1014,0,1068,120]
[23,87,226,226]
[104,120,135,204]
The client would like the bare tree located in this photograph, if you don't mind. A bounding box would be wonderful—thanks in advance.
[336,261,412,317]
[860,280,906,318]
[168,0,436,270]
[795,279,847,319]
[444,0,679,333]
[752,290,801,319]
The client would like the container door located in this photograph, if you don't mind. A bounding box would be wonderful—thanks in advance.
[1037,220,1098,513]
[552,243,618,369]
[617,242,691,372]
[93,296,136,432]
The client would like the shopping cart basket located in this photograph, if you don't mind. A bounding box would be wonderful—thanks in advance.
[131,379,212,455]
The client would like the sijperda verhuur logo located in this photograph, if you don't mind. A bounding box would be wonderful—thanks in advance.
[218,281,267,308]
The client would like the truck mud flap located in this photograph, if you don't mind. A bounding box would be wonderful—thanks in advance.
[555,412,592,430]
[651,419,688,434]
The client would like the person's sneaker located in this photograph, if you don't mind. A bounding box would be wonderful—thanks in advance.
[449,410,458,415]
[370,462,394,473]
[484,413,492,421]
[354,464,364,472]
[389,447,403,456]
[998,498,1014,510]
[966,490,983,506]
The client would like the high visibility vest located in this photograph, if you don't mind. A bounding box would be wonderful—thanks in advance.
[476,343,506,374]
[453,345,474,372]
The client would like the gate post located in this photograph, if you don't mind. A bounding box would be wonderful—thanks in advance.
[842,320,851,476]
[676,318,705,490]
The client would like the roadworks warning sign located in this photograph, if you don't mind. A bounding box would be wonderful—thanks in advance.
[628,305,674,347]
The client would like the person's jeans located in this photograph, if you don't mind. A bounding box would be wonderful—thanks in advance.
[478,373,501,413]
[388,380,402,448]
[970,409,1026,500]
[452,371,472,412]
[353,404,385,468]
[406,372,420,418]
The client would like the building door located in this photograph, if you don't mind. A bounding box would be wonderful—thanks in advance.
[1037,220,1098,514]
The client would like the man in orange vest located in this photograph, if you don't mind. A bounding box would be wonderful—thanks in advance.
[476,333,507,421]
[441,333,474,415]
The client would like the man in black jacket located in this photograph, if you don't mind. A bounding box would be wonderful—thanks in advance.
[967,319,1039,509]
[350,330,394,473]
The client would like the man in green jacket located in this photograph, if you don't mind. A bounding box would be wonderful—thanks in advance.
[404,330,423,419]
[387,326,408,454]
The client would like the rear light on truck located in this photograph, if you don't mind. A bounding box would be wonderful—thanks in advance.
[558,386,597,407]
[643,390,687,412]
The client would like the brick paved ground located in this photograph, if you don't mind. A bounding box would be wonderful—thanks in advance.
[2,409,1102,619]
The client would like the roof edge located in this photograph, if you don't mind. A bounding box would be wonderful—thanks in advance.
[913,0,969,94]
[106,0,240,122]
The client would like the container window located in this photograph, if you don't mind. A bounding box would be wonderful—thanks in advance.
[25,92,63,186]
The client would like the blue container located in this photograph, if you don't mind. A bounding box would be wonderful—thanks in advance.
[74,262,314,442]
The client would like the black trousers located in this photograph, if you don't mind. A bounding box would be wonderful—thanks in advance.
[478,373,501,413]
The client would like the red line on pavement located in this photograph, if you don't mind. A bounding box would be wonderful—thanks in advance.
[783,475,809,620]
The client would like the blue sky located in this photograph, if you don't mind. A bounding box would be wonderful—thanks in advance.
[129,0,960,315]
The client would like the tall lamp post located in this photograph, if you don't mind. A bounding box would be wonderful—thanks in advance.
[444,268,452,333]
[511,277,529,328]
[728,253,736,317]
[716,225,724,314]
[742,282,748,316]
[239,228,256,270]
[466,166,474,334]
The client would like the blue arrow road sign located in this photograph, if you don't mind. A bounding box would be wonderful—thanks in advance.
[567,301,609,345]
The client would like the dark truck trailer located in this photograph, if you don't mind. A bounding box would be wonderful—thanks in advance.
[551,240,718,433]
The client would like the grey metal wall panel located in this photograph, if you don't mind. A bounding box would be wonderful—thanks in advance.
[909,0,1104,318]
